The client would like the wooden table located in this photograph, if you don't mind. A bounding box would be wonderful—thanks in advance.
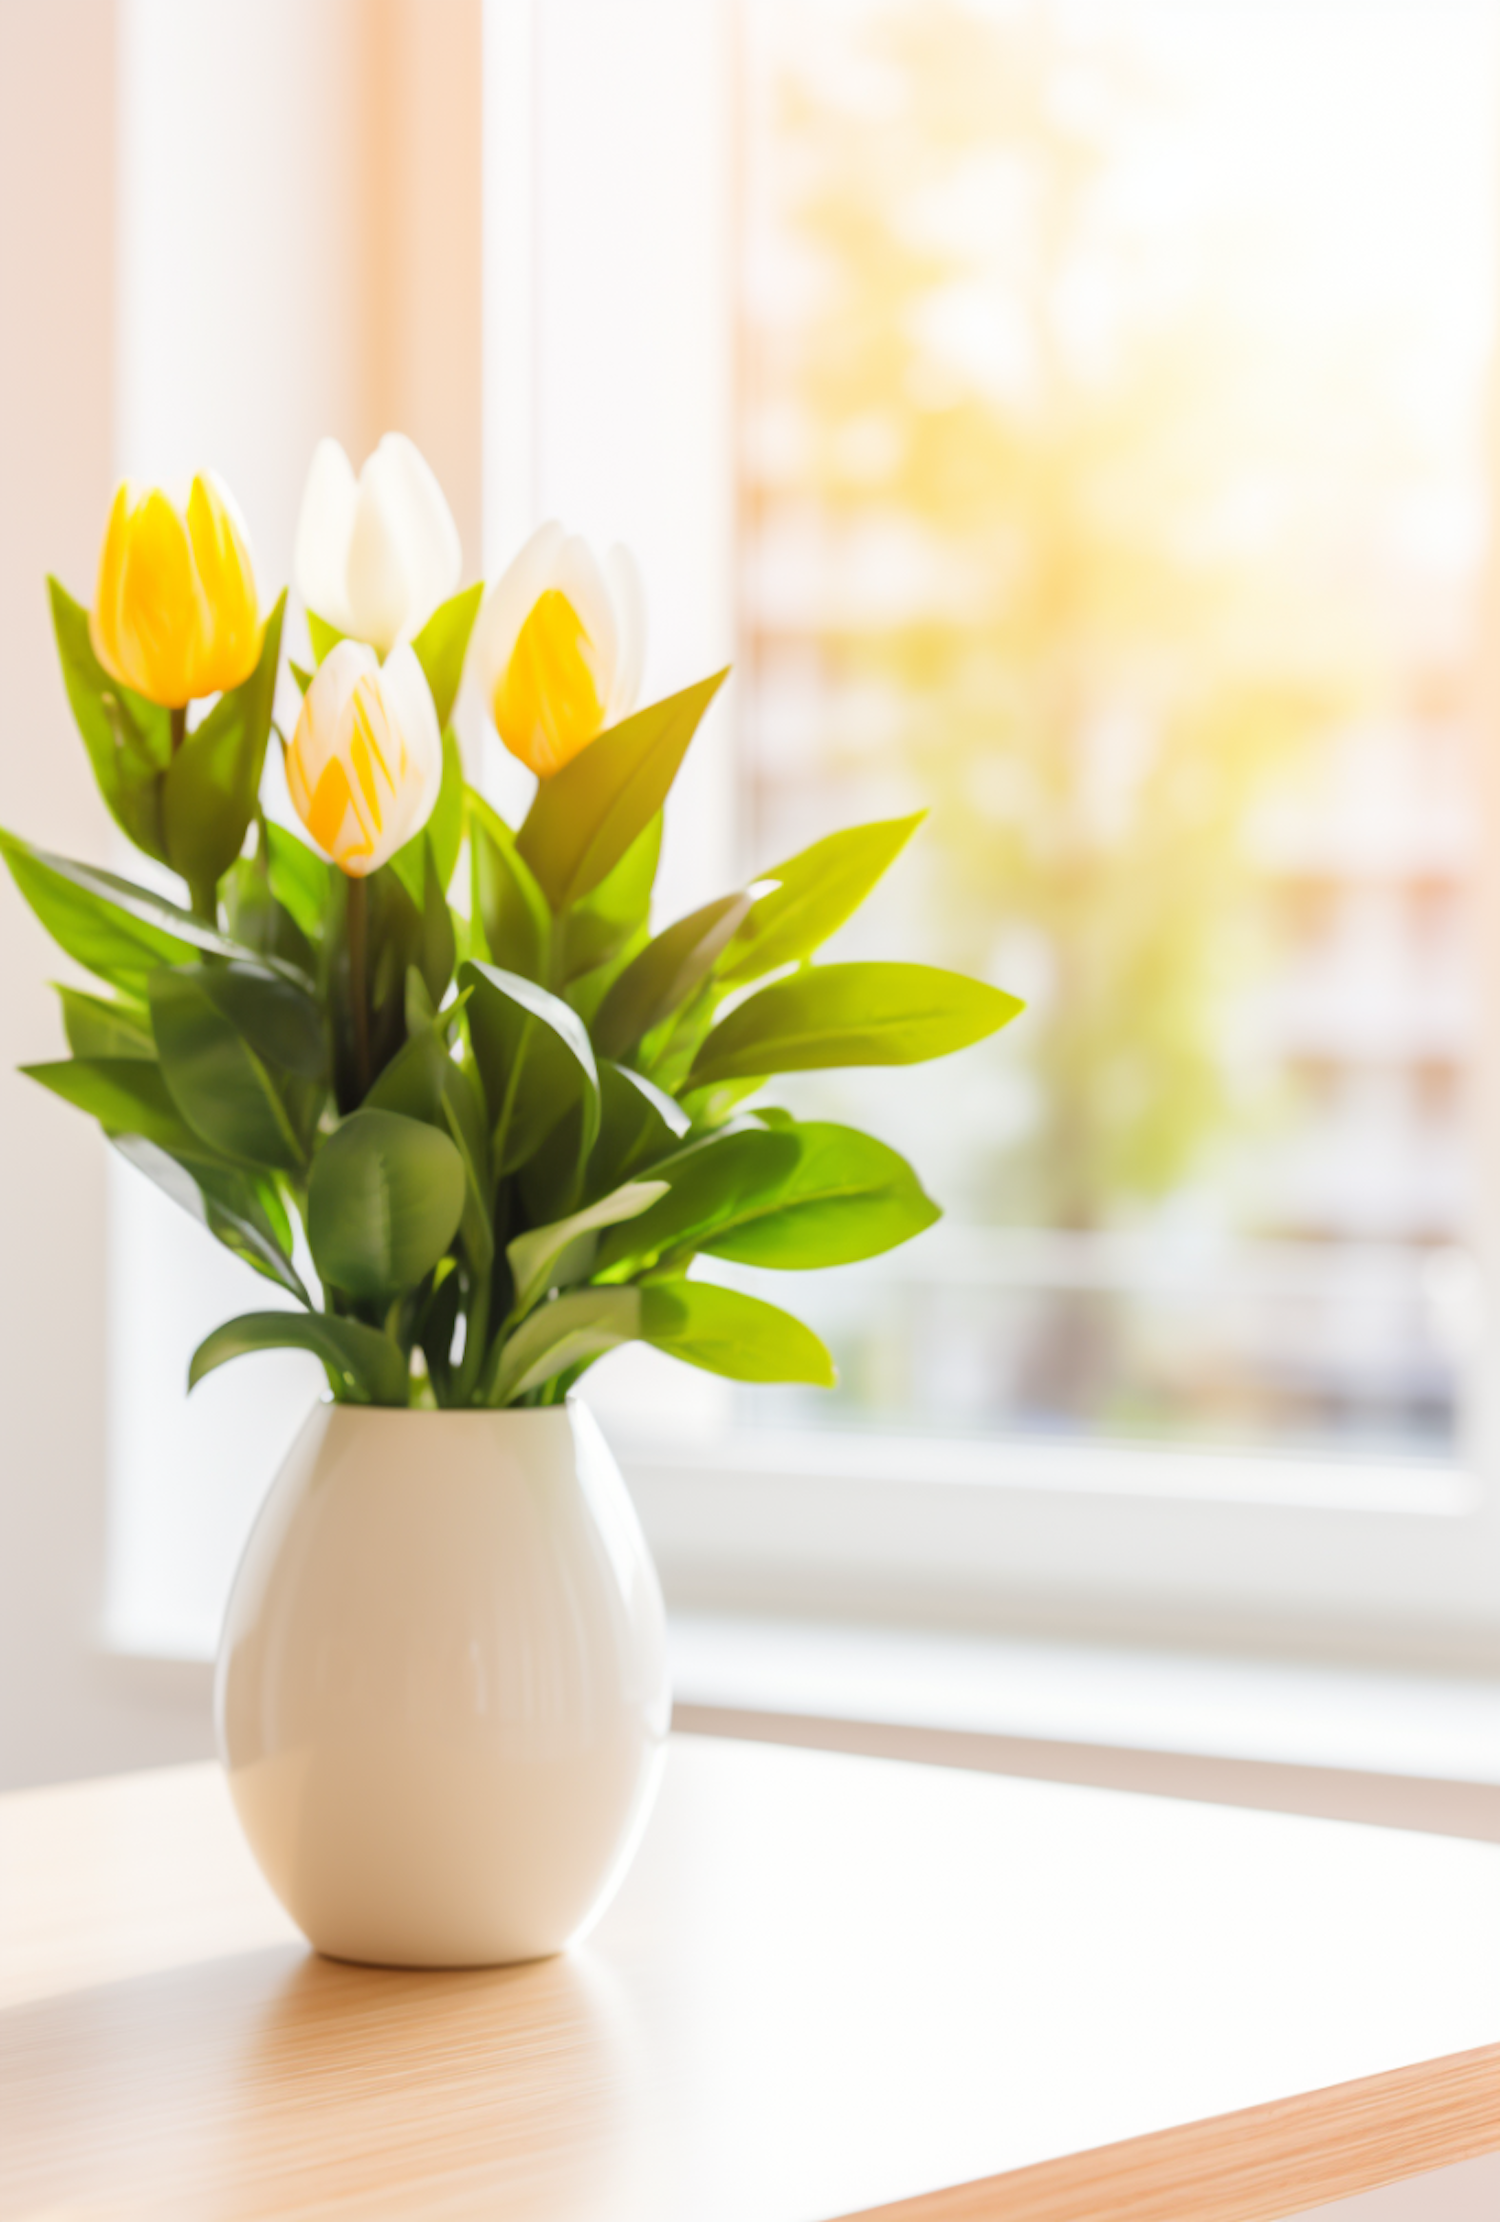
[4,1734,1500,2221]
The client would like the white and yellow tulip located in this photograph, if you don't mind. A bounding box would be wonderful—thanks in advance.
[293,433,461,657]
[465,523,645,779]
[91,473,262,709]
[285,639,442,878]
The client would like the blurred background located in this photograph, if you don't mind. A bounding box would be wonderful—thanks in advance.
[735,0,1491,1460]
[5,0,1500,1789]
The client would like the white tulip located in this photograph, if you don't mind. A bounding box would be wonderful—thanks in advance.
[285,639,442,878]
[294,433,462,656]
[465,522,645,778]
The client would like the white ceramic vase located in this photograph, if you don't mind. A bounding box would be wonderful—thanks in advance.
[215,1398,670,1968]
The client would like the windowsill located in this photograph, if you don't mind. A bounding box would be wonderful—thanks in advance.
[612,1423,1500,1670]
[666,1612,1500,1846]
[667,1612,1500,1783]
[100,1610,1500,1842]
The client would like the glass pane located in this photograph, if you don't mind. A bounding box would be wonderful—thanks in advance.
[734,0,1497,1457]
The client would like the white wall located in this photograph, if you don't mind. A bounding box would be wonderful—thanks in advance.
[525,0,738,918]
[483,0,741,1438]
[0,0,482,1788]
[0,0,205,1789]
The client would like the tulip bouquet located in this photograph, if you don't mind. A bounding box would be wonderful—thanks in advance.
[5,437,1021,1409]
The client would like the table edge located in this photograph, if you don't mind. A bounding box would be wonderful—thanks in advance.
[837,2038,1500,2222]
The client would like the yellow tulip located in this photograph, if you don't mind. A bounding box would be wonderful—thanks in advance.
[285,639,442,878]
[466,523,645,778]
[89,473,262,710]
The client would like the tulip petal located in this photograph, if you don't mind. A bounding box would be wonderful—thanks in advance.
[285,640,375,844]
[185,472,262,698]
[115,489,201,709]
[285,635,438,877]
[294,437,359,636]
[604,542,646,723]
[89,481,137,690]
[306,752,363,865]
[555,534,618,703]
[375,643,443,847]
[367,433,462,637]
[346,460,415,658]
[467,522,651,779]
[467,521,568,706]
[497,590,610,778]
[296,639,379,777]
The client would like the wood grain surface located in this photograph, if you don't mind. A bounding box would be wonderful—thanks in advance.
[4,1735,1500,2220]
[842,2044,1500,2222]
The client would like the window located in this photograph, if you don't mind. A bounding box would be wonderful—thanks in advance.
[733,0,1492,1462]
[605,0,1500,1658]
[102,0,1500,1669]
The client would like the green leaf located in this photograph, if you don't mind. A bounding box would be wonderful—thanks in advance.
[590,1059,690,1195]
[470,793,551,984]
[149,966,309,1171]
[224,860,318,979]
[324,865,426,1110]
[698,1121,940,1268]
[677,1076,770,1130]
[635,974,721,1094]
[419,834,457,1006]
[405,966,438,1033]
[23,1056,211,1158]
[506,1180,669,1318]
[490,1286,641,1406]
[56,986,153,1061]
[440,1053,495,1272]
[515,1093,594,1225]
[593,891,751,1062]
[517,670,728,910]
[392,728,465,907]
[307,1108,466,1300]
[199,961,325,1078]
[48,577,172,863]
[461,960,600,1174]
[721,813,925,986]
[289,659,314,697]
[264,824,328,944]
[564,927,648,1029]
[688,963,1024,1088]
[411,582,483,731]
[640,1280,836,1386]
[306,609,346,665]
[0,830,234,990]
[160,593,286,894]
[417,1264,463,1401]
[594,1123,800,1276]
[112,1132,309,1305]
[364,1018,450,1123]
[372,980,492,1277]
[189,1309,409,1405]
[557,813,662,983]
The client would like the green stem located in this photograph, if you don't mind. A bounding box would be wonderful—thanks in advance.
[170,709,219,922]
[455,1272,491,1407]
[347,872,371,1099]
